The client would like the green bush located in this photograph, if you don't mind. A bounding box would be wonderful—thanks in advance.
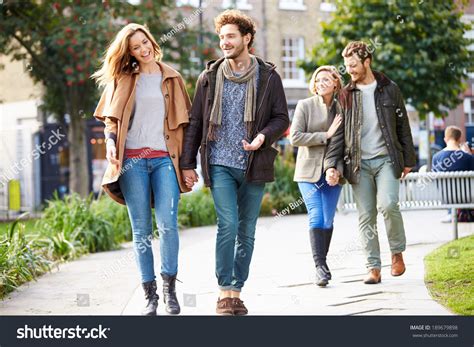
[92,195,132,243]
[262,152,307,216]
[178,188,216,228]
[36,193,119,260]
[0,193,133,299]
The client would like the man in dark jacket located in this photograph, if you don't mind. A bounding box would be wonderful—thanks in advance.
[324,41,416,285]
[179,10,289,315]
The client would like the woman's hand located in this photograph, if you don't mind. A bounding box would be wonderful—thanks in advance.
[106,138,120,165]
[326,114,342,139]
[182,169,199,189]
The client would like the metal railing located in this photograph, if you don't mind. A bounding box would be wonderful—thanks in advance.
[338,171,474,240]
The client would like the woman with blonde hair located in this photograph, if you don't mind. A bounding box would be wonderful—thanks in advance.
[92,23,191,315]
[289,65,344,287]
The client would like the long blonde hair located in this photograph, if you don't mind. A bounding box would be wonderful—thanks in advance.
[91,23,162,86]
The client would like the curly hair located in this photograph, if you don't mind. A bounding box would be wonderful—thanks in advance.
[214,9,256,48]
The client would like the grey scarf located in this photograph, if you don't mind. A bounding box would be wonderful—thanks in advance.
[208,56,258,141]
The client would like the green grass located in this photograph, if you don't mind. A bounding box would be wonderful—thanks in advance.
[424,235,474,315]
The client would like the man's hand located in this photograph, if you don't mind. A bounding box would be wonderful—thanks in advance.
[401,167,412,179]
[242,134,265,151]
[182,169,198,189]
[325,168,340,186]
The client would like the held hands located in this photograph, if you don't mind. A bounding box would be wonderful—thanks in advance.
[105,139,120,166]
[242,133,265,151]
[182,169,199,189]
[325,168,340,186]
[326,114,342,139]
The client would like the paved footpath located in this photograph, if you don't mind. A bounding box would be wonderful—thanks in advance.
[1,210,472,315]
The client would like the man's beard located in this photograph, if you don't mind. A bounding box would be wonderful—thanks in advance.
[351,67,367,83]
[224,43,245,59]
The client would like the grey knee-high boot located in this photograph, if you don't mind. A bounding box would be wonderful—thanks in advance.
[322,227,333,280]
[309,228,330,286]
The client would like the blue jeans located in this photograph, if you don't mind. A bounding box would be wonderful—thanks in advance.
[118,156,180,283]
[210,165,265,292]
[298,176,342,229]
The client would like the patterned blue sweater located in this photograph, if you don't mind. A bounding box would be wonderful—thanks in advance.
[209,65,260,170]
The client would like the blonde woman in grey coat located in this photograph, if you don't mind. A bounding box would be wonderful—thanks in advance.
[290,66,343,287]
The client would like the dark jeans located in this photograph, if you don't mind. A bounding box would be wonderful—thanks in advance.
[210,165,265,292]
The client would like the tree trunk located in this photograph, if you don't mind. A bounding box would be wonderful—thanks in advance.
[68,114,89,197]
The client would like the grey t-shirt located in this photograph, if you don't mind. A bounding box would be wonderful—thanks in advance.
[357,80,388,159]
[125,73,167,151]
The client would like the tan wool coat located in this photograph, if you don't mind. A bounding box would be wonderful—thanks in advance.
[94,61,192,205]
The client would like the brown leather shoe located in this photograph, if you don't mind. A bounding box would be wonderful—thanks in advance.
[232,298,248,316]
[363,268,381,284]
[216,297,234,315]
[391,253,406,276]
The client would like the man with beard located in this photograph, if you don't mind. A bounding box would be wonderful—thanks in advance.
[324,41,416,284]
[180,10,289,314]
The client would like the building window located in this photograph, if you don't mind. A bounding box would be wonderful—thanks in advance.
[281,37,306,88]
[222,0,252,10]
[465,97,474,125]
[279,0,306,11]
[463,15,474,51]
[176,0,204,7]
[320,0,336,12]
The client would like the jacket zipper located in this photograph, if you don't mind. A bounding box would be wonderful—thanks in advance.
[204,79,211,184]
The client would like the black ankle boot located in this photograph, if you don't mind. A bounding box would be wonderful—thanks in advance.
[309,228,330,287]
[161,273,181,314]
[142,280,159,316]
[323,227,334,280]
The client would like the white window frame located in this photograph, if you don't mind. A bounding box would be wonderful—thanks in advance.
[281,37,306,88]
[462,14,474,51]
[222,0,252,10]
[176,0,207,7]
[279,0,306,11]
[465,97,474,125]
[320,0,336,12]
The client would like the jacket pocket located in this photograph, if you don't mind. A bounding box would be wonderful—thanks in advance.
[247,146,279,182]
[295,158,320,180]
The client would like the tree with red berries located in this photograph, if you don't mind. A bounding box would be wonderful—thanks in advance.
[0,1,216,197]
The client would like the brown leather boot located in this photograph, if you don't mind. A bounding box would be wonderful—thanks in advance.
[216,297,233,315]
[363,268,381,284]
[391,253,406,276]
[232,298,248,316]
